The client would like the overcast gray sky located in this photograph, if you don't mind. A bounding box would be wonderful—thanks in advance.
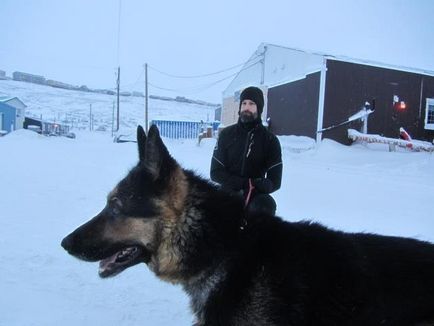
[1,0,433,103]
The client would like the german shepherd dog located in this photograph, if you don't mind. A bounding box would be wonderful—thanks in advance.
[62,125,434,326]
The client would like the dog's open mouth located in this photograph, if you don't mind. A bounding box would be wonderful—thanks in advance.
[98,246,149,278]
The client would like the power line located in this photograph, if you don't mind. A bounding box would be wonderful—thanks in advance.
[147,60,261,94]
[148,62,256,92]
[122,69,144,89]
[147,54,261,79]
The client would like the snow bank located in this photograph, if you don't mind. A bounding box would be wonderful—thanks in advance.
[278,135,316,153]
[1,128,45,140]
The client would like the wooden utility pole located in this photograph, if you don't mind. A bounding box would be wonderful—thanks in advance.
[89,104,92,131]
[116,0,122,132]
[116,66,120,131]
[145,63,148,131]
[111,101,115,137]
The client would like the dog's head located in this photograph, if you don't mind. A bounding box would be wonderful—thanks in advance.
[61,125,188,279]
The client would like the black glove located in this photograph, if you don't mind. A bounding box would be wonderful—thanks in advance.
[252,178,273,193]
[221,176,247,192]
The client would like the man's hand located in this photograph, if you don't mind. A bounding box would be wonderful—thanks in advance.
[252,178,273,193]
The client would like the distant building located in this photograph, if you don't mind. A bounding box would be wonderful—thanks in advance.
[13,71,46,85]
[46,79,76,90]
[0,96,27,133]
[24,116,70,136]
[223,43,434,144]
[78,85,90,92]
[0,70,6,80]
[214,105,221,122]
[132,91,144,97]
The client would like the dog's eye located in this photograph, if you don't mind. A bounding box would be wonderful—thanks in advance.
[110,197,123,215]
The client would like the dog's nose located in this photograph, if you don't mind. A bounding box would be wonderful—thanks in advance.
[61,234,73,251]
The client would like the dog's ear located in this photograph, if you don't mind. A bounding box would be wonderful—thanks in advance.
[137,125,147,162]
[145,124,174,178]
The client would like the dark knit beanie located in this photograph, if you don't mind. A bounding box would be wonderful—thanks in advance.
[239,86,264,117]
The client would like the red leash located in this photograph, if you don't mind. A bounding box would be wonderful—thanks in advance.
[244,178,255,208]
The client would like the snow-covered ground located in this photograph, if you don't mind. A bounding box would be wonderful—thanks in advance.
[1,80,434,325]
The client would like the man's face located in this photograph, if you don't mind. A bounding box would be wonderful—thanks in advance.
[240,99,258,123]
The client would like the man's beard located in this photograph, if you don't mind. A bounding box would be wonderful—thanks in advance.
[240,111,258,123]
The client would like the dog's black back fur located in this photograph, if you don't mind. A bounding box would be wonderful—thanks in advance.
[200,213,434,325]
[184,181,434,325]
[62,125,434,326]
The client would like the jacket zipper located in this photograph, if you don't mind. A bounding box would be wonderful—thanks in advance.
[241,130,254,176]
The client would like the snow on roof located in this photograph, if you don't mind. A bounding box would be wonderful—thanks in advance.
[223,43,325,97]
[0,96,15,102]
[0,96,27,108]
[223,43,434,97]
[263,43,434,77]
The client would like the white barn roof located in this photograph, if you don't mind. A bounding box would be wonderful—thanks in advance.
[223,43,434,98]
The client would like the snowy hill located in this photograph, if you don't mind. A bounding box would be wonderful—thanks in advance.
[0,79,218,134]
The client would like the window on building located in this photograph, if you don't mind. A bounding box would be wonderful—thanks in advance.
[234,90,240,102]
[425,98,434,130]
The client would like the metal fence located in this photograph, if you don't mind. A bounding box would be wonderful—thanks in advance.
[151,120,220,139]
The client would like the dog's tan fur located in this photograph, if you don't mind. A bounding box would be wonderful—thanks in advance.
[147,165,191,282]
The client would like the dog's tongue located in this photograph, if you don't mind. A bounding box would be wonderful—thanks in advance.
[98,247,142,278]
[99,252,119,276]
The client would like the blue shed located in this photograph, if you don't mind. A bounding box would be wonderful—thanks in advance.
[0,97,27,133]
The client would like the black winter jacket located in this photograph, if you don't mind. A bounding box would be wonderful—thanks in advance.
[210,120,282,194]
